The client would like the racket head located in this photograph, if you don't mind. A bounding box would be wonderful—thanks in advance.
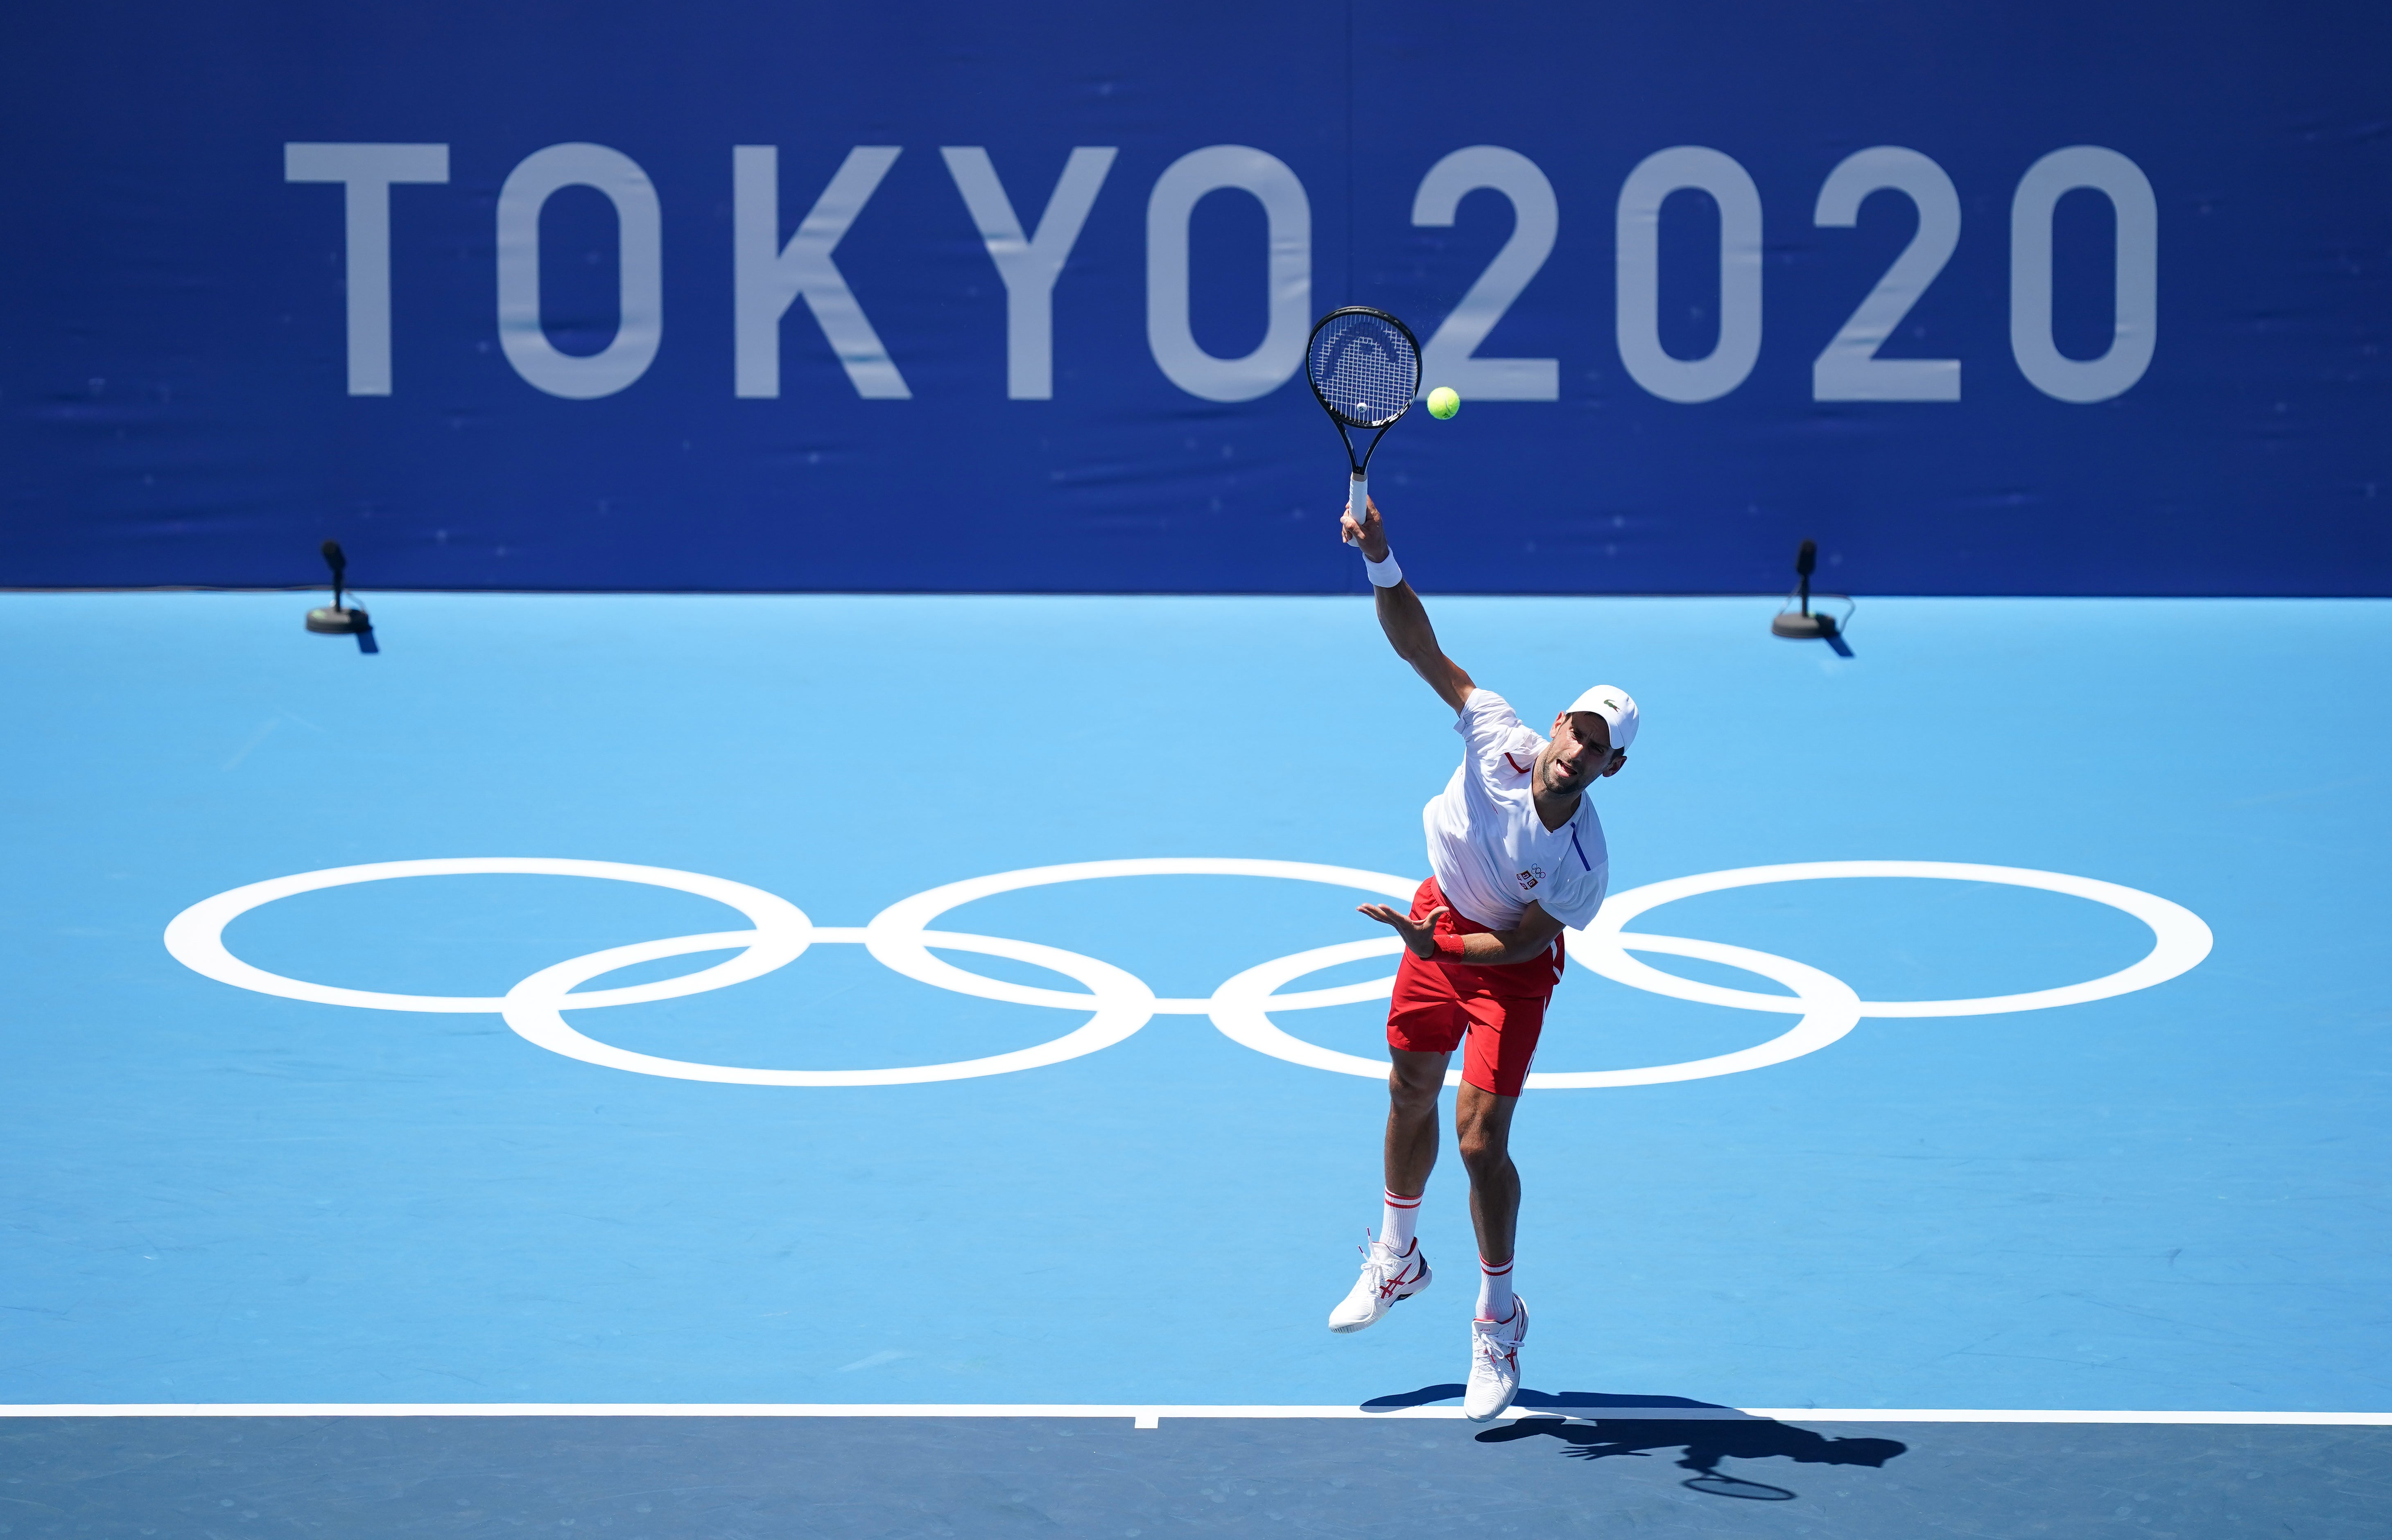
[1306,307,1423,431]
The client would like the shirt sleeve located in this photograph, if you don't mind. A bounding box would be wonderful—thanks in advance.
[1537,866,1607,930]
[1454,689,1544,790]
[1452,689,1523,751]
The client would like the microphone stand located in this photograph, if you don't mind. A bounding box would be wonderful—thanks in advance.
[1771,539,1852,655]
[306,540,372,635]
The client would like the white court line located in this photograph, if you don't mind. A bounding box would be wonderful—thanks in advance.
[2,1404,2385,1429]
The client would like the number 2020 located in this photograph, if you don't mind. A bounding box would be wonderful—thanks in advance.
[1427,143,2155,406]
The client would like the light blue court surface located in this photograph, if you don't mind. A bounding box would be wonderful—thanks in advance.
[3,592,2388,1415]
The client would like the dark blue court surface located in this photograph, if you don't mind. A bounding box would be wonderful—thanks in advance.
[3,1413,2387,1538]
[3,593,2388,1533]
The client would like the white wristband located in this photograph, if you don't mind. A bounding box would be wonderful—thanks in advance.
[1364,550,1404,589]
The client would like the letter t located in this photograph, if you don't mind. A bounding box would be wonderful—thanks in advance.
[285,143,451,395]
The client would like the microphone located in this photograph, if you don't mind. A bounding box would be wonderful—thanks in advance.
[1770,537,1845,649]
[305,540,371,636]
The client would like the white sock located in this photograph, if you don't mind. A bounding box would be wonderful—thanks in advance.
[1476,1256,1515,1321]
[1379,1189,1421,1254]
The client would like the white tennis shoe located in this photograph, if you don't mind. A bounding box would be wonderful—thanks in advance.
[1463,1298,1528,1421]
[1327,1237,1431,1333]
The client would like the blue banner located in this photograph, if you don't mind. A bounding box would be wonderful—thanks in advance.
[4,1,2387,594]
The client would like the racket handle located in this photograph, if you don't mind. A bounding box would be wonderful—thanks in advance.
[1348,471,1368,537]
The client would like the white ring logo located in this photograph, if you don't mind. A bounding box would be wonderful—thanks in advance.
[163,857,2210,1091]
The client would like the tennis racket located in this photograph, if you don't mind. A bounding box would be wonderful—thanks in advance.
[1305,306,1422,542]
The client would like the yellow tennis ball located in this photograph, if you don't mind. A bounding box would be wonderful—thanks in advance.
[1427,386,1460,419]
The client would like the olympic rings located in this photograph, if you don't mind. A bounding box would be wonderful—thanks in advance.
[163,856,2212,1091]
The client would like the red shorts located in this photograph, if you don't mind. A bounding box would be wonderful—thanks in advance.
[1385,876,1563,1097]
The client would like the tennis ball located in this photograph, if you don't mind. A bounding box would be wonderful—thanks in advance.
[1427,386,1461,420]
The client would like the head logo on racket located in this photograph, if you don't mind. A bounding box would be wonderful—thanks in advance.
[1306,306,1423,542]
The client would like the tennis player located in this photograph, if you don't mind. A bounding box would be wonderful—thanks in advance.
[1325,497,1637,1422]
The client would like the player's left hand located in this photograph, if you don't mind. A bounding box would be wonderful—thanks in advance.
[1340,496,1389,562]
[1359,900,1446,959]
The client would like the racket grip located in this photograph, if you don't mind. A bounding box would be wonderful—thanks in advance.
[1347,472,1368,536]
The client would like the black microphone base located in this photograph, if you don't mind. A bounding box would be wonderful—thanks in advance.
[306,605,371,635]
[1771,611,1838,640]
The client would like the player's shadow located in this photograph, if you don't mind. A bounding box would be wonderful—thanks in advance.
[1362,1386,1906,1501]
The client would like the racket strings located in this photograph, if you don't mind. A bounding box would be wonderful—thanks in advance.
[1308,316,1419,429]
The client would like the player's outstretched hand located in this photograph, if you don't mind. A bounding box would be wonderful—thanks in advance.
[1358,900,1446,959]
[1339,496,1390,562]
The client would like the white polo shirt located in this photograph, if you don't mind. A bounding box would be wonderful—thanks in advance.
[1422,689,1610,933]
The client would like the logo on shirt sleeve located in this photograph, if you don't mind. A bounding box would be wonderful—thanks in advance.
[1515,863,1545,892]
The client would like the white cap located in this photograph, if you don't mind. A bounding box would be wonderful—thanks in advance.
[1565,685,1639,753]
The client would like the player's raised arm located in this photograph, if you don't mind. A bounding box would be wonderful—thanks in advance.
[1342,497,1475,713]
